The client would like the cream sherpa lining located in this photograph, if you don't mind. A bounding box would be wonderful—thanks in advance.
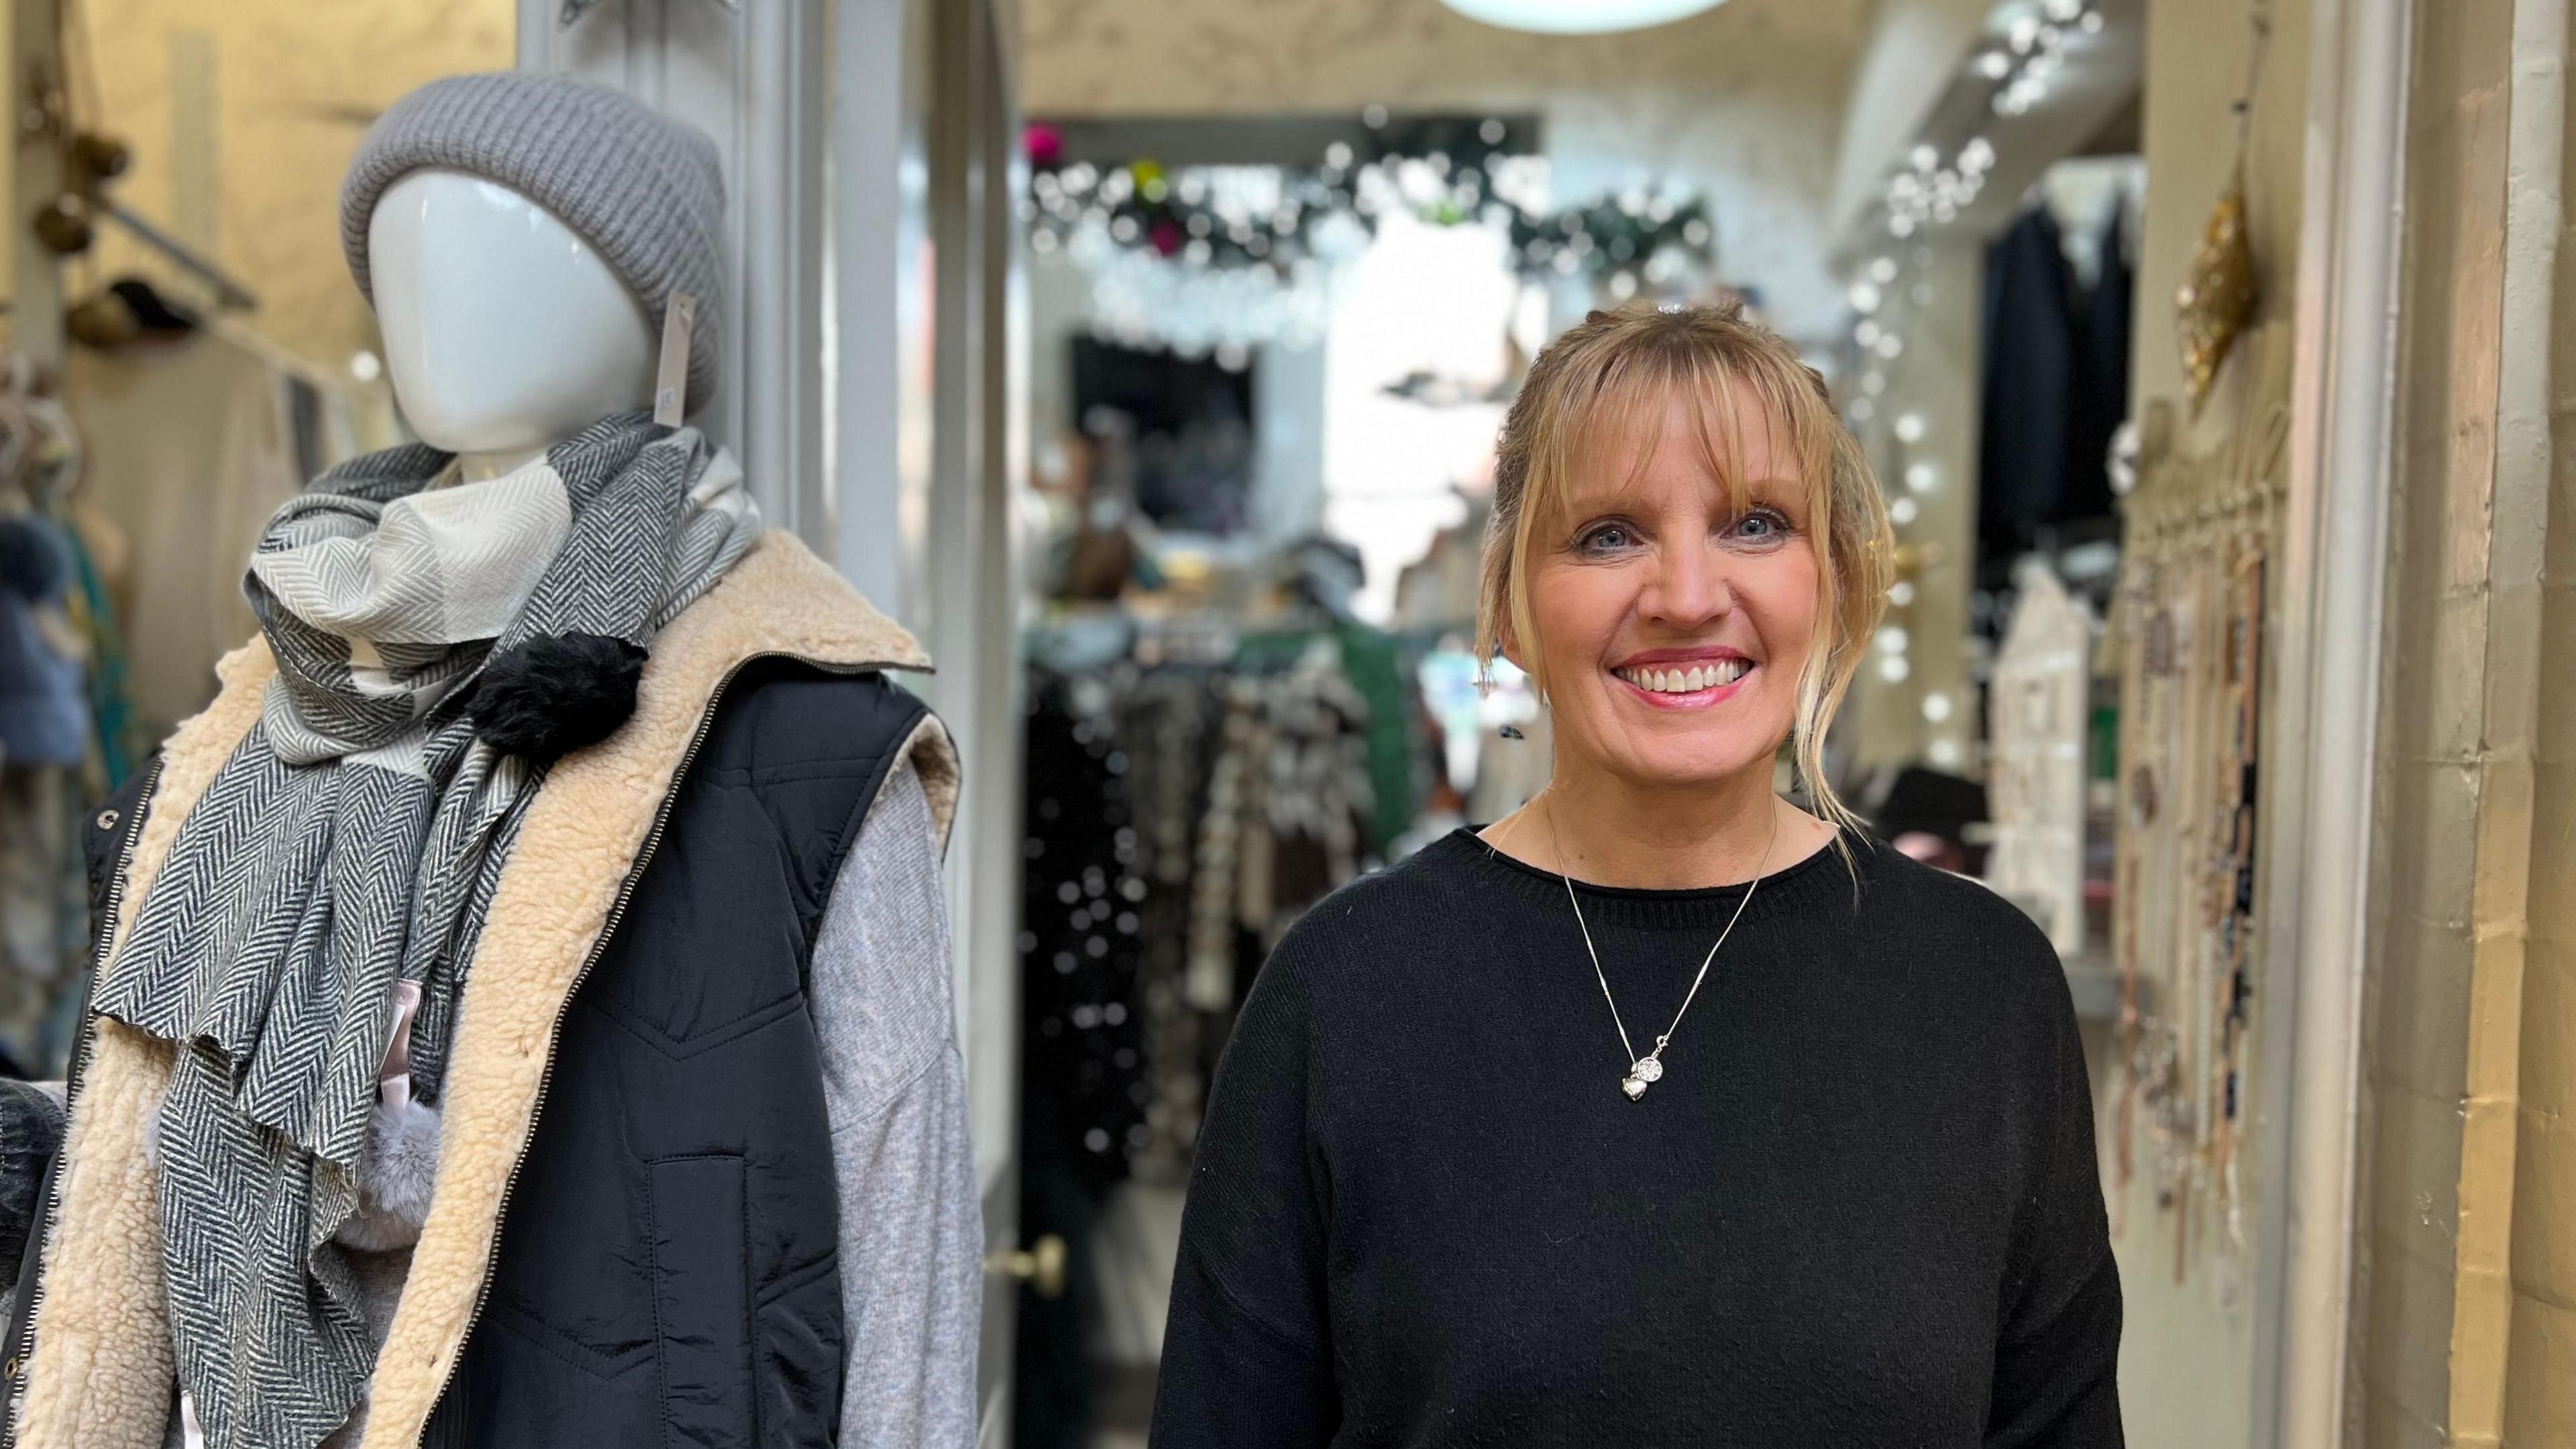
[16,533,946,1449]
[15,639,274,1449]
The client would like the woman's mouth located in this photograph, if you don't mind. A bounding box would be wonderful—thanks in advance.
[1611,658,1754,708]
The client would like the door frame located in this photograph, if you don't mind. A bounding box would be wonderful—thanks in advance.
[2247,0,2410,1444]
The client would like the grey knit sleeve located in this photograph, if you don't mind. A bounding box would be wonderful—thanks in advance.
[808,757,981,1448]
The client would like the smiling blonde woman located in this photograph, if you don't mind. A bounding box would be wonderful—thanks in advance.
[1151,303,2123,1448]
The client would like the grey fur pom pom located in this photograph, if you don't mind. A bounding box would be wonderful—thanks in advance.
[335,1097,443,1252]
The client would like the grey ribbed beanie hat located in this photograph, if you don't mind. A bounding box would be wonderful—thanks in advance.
[341,72,724,412]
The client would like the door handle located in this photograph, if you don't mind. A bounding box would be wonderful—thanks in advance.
[984,1234,1068,1299]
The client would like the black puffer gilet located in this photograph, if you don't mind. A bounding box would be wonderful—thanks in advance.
[440,659,930,1446]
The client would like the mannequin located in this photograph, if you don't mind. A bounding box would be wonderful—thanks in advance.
[366,170,657,481]
[2,72,977,1449]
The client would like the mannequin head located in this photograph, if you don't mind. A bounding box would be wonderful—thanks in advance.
[368,169,658,458]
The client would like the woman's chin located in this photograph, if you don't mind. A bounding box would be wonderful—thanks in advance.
[1601,741,1778,794]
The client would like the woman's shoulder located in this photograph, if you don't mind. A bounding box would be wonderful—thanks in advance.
[1843,838,2074,1013]
[1250,835,1495,1001]
[1271,839,1477,955]
[1849,839,2048,931]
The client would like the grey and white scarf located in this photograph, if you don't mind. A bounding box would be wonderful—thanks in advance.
[90,413,759,1449]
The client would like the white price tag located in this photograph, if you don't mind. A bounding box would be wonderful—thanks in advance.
[653,291,698,425]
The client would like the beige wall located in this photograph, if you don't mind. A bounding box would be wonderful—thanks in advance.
[2130,0,2310,455]
[2353,1,2508,1437]
[2355,1,2576,1445]
[2504,7,2576,1442]
[7,0,513,368]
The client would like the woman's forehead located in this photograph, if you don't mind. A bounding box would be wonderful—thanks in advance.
[1556,394,1802,509]
[1581,378,1786,467]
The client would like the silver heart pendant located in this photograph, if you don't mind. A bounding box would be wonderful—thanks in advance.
[1621,1075,1649,1100]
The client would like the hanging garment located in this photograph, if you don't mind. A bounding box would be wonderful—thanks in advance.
[2065,205,2135,529]
[1014,672,1150,1449]
[0,515,92,1071]
[1116,668,1222,1169]
[1979,207,2079,561]
[1188,638,1376,1014]
[1019,671,1150,1197]
[1979,203,2135,564]
[0,767,80,1072]
[52,506,139,789]
[64,335,308,741]
[0,519,89,771]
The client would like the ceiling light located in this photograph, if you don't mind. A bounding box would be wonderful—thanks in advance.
[1439,0,1728,34]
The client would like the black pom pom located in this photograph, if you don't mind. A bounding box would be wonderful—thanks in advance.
[470,632,648,763]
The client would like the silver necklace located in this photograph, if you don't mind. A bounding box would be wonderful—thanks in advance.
[1544,802,1776,1101]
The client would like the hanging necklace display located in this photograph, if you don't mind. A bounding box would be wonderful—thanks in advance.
[2108,329,2290,1293]
[1544,799,1777,1100]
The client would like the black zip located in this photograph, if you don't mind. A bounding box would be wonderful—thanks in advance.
[0,755,164,1448]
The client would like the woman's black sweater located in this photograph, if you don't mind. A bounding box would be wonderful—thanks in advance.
[1150,828,2122,1448]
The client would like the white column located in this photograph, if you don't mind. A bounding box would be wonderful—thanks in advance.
[830,0,920,616]
[2251,0,2411,1444]
[518,0,832,552]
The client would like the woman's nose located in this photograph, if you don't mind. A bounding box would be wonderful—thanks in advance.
[1642,540,1735,627]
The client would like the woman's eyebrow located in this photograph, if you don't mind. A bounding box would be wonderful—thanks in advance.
[1556,475,1804,513]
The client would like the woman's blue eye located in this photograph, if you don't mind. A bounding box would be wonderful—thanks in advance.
[1578,524,1635,553]
[1731,508,1792,541]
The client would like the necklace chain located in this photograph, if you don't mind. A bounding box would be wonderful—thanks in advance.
[1542,798,1777,1100]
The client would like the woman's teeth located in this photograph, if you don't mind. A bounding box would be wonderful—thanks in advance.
[1617,660,1751,694]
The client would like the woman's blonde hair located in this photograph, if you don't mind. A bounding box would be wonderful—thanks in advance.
[1476,300,1893,835]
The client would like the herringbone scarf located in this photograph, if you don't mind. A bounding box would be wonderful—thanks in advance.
[90,413,758,1449]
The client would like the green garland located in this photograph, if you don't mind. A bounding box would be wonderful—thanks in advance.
[1026,133,1717,287]
[1027,157,1364,270]
[1507,195,1715,284]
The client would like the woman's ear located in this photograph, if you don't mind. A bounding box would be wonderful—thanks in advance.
[1497,616,1529,678]
[1496,619,1548,708]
